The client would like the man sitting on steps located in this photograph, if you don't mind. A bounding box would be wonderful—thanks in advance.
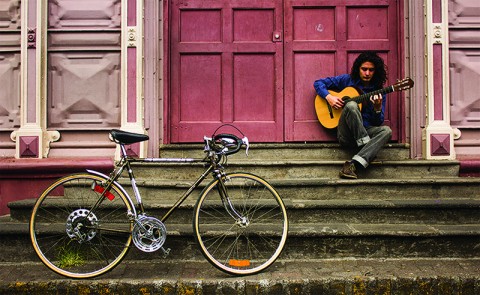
[313,51,392,179]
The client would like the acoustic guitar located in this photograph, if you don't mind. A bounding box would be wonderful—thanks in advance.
[314,77,414,129]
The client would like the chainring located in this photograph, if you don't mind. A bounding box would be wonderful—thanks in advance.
[132,215,167,252]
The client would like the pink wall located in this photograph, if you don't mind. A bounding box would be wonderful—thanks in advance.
[0,158,113,215]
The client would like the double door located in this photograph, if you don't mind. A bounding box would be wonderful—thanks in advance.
[169,0,400,143]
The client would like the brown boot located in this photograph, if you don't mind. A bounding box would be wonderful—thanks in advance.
[339,161,357,179]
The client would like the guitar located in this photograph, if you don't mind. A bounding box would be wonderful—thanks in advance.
[314,77,414,129]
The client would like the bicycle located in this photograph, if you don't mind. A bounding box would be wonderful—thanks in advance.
[29,125,288,279]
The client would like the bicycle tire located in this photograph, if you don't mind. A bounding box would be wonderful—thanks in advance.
[193,172,288,275]
[30,173,133,278]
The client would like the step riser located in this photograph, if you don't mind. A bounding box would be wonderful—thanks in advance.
[123,181,478,202]
[129,163,459,180]
[283,235,480,259]
[159,144,411,161]
[289,208,480,224]
[123,182,476,202]
[10,181,475,214]
[2,233,479,263]
[11,206,480,225]
[276,182,478,200]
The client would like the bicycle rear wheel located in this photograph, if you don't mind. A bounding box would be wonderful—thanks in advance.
[30,173,133,278]
[194,173,288,275]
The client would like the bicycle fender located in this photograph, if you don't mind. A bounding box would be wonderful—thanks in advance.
[86,169,137,216]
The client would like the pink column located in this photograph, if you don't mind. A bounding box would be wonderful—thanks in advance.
[125,0,140,156]
[127,0,137,123]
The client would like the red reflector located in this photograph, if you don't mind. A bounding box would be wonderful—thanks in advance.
[229,259,250,267]
[94,185,115,201]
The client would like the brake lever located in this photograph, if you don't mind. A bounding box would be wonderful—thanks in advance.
[242,136,249,157]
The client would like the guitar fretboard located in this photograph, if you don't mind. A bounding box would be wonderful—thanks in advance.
[350,85,395,104]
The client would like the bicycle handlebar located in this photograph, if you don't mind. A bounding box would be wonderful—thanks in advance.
[214,133,249,156]
[202,124,250,157]
[204,134,249,157]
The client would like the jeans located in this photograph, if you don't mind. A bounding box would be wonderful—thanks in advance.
[337,101,392,168]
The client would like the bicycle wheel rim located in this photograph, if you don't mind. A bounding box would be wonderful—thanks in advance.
[30,173,133,278]
[194,173,288,275]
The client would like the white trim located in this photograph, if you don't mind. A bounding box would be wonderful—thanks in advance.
[423,0,455,160]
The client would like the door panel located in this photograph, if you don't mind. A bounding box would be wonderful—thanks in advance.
[170,0,283,142]
[284,0,400,141]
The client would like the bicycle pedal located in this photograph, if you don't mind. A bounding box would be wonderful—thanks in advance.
[161,247,171,258]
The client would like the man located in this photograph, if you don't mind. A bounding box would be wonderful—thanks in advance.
[313,51,392,179]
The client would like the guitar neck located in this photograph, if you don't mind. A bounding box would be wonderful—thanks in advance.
[352,85,395,104]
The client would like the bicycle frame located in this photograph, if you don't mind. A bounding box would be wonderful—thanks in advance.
[88,142,242,225]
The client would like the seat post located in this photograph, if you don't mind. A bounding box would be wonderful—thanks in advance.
[119,144,129,158]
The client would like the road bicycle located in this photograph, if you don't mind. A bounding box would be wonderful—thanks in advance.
[29,125,288,279]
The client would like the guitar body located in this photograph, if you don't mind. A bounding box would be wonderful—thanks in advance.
[314,87,362,129]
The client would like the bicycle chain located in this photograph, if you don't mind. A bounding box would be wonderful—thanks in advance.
[69,219,135,249]
[69,218,168,252]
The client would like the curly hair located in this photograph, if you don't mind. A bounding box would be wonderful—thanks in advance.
[350,51,388,88]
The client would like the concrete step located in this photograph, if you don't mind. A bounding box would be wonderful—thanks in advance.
[1,258,480,294]
[158,143,411,161]
[9,197,480,225]
[128,159,460,181]
[2,216,479,263]
[127,177,477,201]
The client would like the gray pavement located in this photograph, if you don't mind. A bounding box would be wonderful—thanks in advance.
[1,258,480,294]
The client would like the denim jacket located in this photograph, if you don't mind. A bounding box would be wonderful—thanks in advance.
[313,74,386,128]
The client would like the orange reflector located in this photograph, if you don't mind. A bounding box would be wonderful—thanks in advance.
[229,259,250,267]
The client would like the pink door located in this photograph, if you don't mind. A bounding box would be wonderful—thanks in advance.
[169,0,284,142]
[169,0,402,143]
[284,0,400,141]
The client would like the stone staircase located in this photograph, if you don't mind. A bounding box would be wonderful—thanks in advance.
[1,143,480,270]
[153,143,480,260]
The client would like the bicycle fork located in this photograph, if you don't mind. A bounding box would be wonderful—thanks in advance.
[215,174,249,227]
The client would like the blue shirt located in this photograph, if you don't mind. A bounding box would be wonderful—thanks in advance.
[313,74,386,128]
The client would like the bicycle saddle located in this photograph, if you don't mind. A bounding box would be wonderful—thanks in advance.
[110,129,149,144]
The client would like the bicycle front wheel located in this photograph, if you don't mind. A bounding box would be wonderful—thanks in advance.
[30,173,133,278]
[194,173,288,275]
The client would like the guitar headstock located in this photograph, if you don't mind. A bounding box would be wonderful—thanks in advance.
[393,78,414,91]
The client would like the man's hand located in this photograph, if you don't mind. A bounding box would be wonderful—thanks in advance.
[370,94,382,113]
[326,94,344,110]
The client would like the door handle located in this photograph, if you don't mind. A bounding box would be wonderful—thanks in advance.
[272,31,282,42]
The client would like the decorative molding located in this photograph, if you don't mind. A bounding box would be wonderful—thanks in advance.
[432,24,443,44]
[11,128,60,158]
[127,26,137,47]
[19,136,39,157]
[44,130,61,157]
[449,0,480,26]
[430,133,450,156]
[27,28,36,48]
